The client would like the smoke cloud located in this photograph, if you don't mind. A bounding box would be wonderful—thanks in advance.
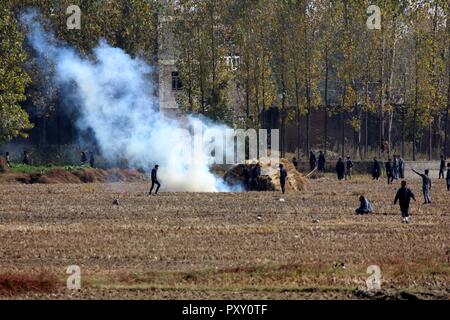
[21,10,239,192]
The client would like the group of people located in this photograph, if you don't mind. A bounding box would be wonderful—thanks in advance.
[3,150,31,166]
[335,156,354,180]
[356,180,417,224]
[307,150,327,172]
[378,155,405,184]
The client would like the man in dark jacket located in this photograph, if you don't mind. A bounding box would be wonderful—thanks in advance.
[345,156,353,180]
[336,158,345,180]
[22,151,30,165]
[309,151,317,172]
[279,164,288,194]
[89,151,95,168]
[372,158,381,180]
[385,159,394,184]
[439,155,446,179]
[318,151,326,172]
[148,164,161,195]
[394,180,416,224]
[80,151,88,165]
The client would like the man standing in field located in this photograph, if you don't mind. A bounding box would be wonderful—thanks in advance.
[439,155,446,179]
[279,163,288,194]
[318,151,326,172]
[446,163,450,191]
[398,156,405,179]
[385,159,394,184]
[345,155,353,180]
[336,158,345,181]
[309,151,317,172]
[393,155,399,180]
[412,169,432,204]
[148,164,161,195]
[394,180,416,224]
[372,158,381,180]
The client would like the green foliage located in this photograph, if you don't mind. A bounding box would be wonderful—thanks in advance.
[0,7,33,143]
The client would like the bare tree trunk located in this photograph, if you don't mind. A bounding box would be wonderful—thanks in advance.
[324,44,329,156]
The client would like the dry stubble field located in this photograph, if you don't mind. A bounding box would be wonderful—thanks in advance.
[0,175,449,299]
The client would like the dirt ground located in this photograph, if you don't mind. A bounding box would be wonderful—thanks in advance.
[0,175,449,299]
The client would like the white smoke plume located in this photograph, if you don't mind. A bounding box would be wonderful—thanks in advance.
[21,10,239,192]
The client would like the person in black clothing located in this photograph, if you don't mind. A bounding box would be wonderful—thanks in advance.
[5,152,11,167]
[309,151,317,172]
[446,163,450,191]
[439,155,446,179]
[318,151,326,172]
[345,156,353,180]
[385,159,394,184]
[394,180,416,224]
[372,158,381,180]
[279,164,288,194]
[89,151,95,168]
[80,151,88,165]
[336,158,345,180]
[22,151,30,165]
[148,165,161,195]
[292,157,299,170]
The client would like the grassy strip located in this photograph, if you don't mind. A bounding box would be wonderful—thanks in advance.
[9,163,89,174]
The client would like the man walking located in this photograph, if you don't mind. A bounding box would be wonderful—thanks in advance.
[336,158,345,181]
[148,164,161,195]
[439,155,446,179]
[412,169,432,204]
[279,163,288,194]
[394,180,416,224]
[345,155,353,180]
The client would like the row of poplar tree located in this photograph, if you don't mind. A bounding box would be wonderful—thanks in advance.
[0,0,449,160]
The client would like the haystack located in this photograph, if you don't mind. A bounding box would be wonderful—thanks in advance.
[223,158,307,192]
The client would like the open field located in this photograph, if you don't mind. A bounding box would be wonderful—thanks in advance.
[0,175,449,299]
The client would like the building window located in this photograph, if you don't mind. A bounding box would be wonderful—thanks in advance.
[171,71,182,91]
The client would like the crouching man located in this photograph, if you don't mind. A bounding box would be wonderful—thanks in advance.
[355,195,373,215]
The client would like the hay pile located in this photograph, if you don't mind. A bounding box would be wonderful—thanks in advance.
[224,158,307,192]
[14,168,147,184]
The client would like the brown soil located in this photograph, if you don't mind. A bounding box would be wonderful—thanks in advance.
[0,175,448,299]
